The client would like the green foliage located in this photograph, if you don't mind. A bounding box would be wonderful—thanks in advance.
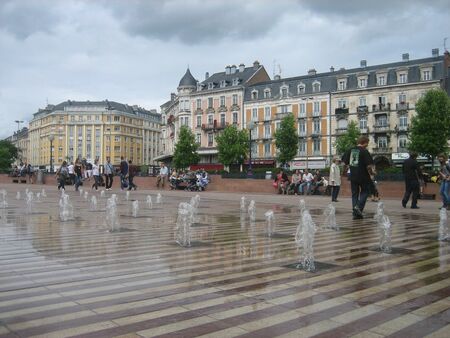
[216,125,248,169]
[173,126,200,170]
[335,120,360,155]
[140,165,149,175]
[408,89,450,161]
[0,140,18,170]
[274,114,298,165]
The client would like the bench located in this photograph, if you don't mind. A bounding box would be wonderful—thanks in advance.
[12,178,27,183]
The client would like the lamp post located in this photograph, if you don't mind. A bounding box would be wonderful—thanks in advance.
[247,120,255,177]
[48,134,55,173]
[105,100,113,163]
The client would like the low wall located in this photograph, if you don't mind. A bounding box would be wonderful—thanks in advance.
[0,174,440,199]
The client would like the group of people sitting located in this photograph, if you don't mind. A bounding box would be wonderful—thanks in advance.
[169,169,209,191]
[10,162,34,183]
[274,169,328,195]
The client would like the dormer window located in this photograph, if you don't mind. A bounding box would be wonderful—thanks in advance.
[251,90,258,100]
[358,78,367,88]
[264,88,271,98]
[232,78,239,86]
[197,83,204,91]
[420,66,432,81]
[337,78,347,91]
[396,69,408,84]
[208,82,214,89]
[220,80,227,88]
[297,83,306,94]
[280,85,289,98]
[312,81,321,92]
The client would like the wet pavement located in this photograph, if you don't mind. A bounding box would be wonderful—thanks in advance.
[0,183,449,337]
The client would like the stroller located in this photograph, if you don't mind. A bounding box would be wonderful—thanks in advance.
[196,173,209,191]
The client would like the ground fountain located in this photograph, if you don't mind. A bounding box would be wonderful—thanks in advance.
[146,195,153,209]
[36,192,41,203]
[106,194,119,232]
[175,202,193,247]
[84,191,89,200]
[240,196,246,213]
[0,190,7,209]
[125,190,130,201]
[100,190,105,198]
[16,191,21,200]
[190,195,200,223]
[59,194,74,221]
[377,213,392,253]
[41,189,47,197]
[25,188,29,196]
[373,202,385,224]
[265,210,275,237]
[90,195,98,211]
[248,200,256,222]
[156,193,162,204]
[295,209,317,272]
[323,204,338,230]
[299,199,306,217]
[132,200,139,218]
[79,188,83,197]
[26,192,34,214]
[438,208,449,241]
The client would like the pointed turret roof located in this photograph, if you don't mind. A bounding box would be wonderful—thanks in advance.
[178,68,197,88]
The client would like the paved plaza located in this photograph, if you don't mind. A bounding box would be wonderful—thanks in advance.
[0,183,449,337]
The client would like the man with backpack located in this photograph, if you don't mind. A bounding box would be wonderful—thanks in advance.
[120,156,129,190]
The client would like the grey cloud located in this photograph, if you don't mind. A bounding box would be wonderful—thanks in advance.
[107,0,292,44]
[0,0,62,39]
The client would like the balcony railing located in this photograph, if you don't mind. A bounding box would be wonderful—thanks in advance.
[373,124,390,133]
[372,103,391,112]
[396,102,409,111]
[396,124,409,132]
[359,127,369,134]
[312,110,321,117]
[335,128,348,135]
[335,107,349,115]
[372,147,392,154]
[201,121,228,131]
[298,131,307,137]
[311,130,321,137]
[357,105,369,113]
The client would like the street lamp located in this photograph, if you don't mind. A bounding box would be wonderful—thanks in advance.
[48,134,55,173]
[105,100,113,163]
[14,120,24,133]
[247,120,256,177]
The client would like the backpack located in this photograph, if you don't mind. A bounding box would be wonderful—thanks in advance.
[60,166,68,178]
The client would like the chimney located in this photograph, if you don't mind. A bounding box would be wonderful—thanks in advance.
[330,66,335,72]
[225,65,231,75]
[231,65,237,74]
[432,48,439,57]
[402,53,409,61]
[308,68,316,76]
[239,63,245,72]
[253,60,260,69]
[360,60,367,68]
[274,74,281,80]
[170,93,176,101]
[205,72,209,80]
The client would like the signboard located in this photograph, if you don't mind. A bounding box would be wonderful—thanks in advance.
[290,160,326,170]
[392,153,429,162]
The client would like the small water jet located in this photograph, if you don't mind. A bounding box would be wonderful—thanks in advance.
[295,210,317,272]
[106,194,120,232]
[323,204,338,230]
[438,208,449,241]
[299,199,306,217]
[79,188,84,197]
[248,200,256,222]
[156,193,162,204]
[59,194,74,221]
[90,195,98,211]
[16,191,21,200]
[125,190,130,201]
[240,196,246,213]
[36,192,41,203]
[132,200,139,218]
[377,214,392,253]
[41,189,47,197]
[373,202,384,224]
[100,190,105,198]
[84,191,89,200]
[175,202,194,247]
[146,195,153,209]
[26,192,34,214]
[265,210,275,237]
[0,190,7,209]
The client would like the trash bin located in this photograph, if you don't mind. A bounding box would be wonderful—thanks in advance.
[265,171,272,180]
[36,170,44,184]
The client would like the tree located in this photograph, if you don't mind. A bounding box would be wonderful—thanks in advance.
[335,120,360,155]
[408,88,450,166]
[173,125,199,170]
[274,114,298,166]
[216,125,248,172]
[0,140,19,171]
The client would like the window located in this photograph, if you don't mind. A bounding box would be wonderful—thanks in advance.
[208,97,213,108]
[232,112,238,124]
[399,115,408,128]
[208,114,213,125]
[252,108,258,121]
[423,70,431,81]
[377,137,388,148]
[313,102,320,114]
[208,133,213,147]
[298,84,305,94]
[378,96,386,105]
[359,78,367,88]
[298,139,306,154]
[114,126,120,131]
[115,136,120,142]
[219,96,225,107]
[299,103,306,116]
[232,78,239,86]
[275,121,281,131]
[280,105,290,114]
[78,115,83,121]
[376,115,388,127]
[398,135,408,148]
[377,75,386,86]
[251,90,258,100]
[313,81,321,92]
[264,143,271,156]
[220,114,226,125]
[251,142,257,157]
[264,107,271,120]
[281,87,288,98]
[398,94,406,103]
[196,99,201,109]
[196,115,202,127]
[338,80,346,90]
[114,116,120,122]
[264,89,271,98]
[313,138,321,153]
[264,124,271,138]
[359,116,367,130]
[232,94,238,105]
[298,119,306,135]
[359,96,366,107]
[196,133,201,144]
[208,82,214,89]
[220,80,226,88]
[399,73,407,84]
[313,118,321,133]
[338,99,347,108]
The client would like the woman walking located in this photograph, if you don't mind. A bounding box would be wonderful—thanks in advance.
[91,159,100,190]
[329,157,341,202]
[56,161,68,191]
[74,159,83,191]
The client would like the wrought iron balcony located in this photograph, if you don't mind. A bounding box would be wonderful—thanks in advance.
[357,105,369,113]
[311,130,321,137]
[372,147,392,154]
[373,125,390,133]
[298,131,307,137]
[372,103,391,112]
[359,127,369,134]
[335,128,348,135]
[396,102,409,111]
[201,121,228,131]
[335,107,349,115]
[395,124,409,132]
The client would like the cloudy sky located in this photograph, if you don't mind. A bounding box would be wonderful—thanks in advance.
[0,0,448,138]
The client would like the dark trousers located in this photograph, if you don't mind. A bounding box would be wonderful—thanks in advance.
[402,180,420,207]
[128,176,137,190]
[351,181,370,212]
[58,177,65,190]
[74,175,82,190]
[105,174,113,189]
[92,175,99,190]
[331,185,340,201]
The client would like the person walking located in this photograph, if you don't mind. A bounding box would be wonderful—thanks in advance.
[74,159,83,191]
[91,159,100,190]
[437,154,450,209]
[104,157,114,190]
[120,156,129,190]
[329,157,341,202]
[342,136,375,220]
[68,162,75,185]
[127,160,138,190]
[55,161,68,191]
[401,152,420,209]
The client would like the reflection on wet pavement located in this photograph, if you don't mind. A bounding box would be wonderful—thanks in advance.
[0,185,449,337]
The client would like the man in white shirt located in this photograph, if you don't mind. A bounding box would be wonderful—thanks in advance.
[299,169,314,195]
[157,162,168,188]
[68,162,75,185]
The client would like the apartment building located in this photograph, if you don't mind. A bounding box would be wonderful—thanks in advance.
[28,100,161,168]
[5,127,29,165]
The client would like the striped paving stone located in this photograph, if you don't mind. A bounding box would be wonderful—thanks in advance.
[0,184,449,337]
